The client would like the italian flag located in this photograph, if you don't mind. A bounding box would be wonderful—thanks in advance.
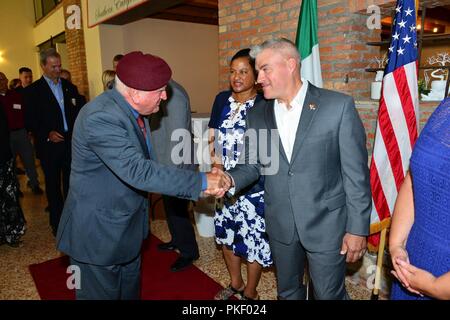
[295,0,323,88]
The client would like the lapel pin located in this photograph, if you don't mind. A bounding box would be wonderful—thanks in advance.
[309,103,316,111]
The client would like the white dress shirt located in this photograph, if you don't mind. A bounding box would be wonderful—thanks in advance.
[274,79,309,162]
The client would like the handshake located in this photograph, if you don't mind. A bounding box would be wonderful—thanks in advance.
[204,167,232,198]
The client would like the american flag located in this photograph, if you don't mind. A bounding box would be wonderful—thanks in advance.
[368,0,419,250]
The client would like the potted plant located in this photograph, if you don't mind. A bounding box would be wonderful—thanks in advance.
[369,54,388,100]
[421,52,450,101]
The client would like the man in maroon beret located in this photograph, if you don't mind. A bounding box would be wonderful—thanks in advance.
[56,51,229,300]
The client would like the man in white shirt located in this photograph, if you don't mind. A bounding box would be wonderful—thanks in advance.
[223,38,371,300]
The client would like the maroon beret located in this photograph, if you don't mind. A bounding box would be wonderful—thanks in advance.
[116,51,172,91]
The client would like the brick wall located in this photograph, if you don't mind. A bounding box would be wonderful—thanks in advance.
[218,0,385,99]
[218,0,441,154]
[63,0,89,100]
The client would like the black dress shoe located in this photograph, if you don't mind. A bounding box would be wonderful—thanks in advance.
[157,242,177,252]
[170,256,196,272]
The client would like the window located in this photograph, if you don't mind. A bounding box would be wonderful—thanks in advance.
[34,0,62,23]
[37,32,66,52]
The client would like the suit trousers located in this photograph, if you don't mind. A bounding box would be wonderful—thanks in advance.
[162,195,199,259]
[40,138,71,233]
[9,128,39,188]
[270,228,349,300]
[70,255,141,300]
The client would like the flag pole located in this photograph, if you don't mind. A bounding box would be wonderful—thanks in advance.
[415,0,419,19]
[371,218,390,299]
[371,0,420,300]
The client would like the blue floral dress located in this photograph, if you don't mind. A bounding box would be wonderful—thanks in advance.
[208,91,272,267]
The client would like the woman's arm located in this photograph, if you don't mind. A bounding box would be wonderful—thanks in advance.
[397,260,450,300]
[389,172,415,288]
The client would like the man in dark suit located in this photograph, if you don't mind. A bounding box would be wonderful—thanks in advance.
[56,51,225,300]
[150,79,200,272]
[23,48,84,236]
[221,38,372,300]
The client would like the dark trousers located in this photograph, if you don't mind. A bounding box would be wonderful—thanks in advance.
[162,195,199,259]
[40,140,71,233]
[70,255,141,300]
[270,229,349,300]
[10,128,39,188]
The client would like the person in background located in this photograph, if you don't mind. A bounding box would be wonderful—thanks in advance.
[60,68,87,106]
[112,54,124,71]
[17,67,33,93]
[60,69,72,83]
[150,79,200,272]
[0,72,43,195]
[23,48,84,236]
[390,97,450,300]
[9,79,21,90]
[209,48,272,300]
[15,67,34,181]
[0,102,26,247]
[102,70,116,91]
[56,51,226,300]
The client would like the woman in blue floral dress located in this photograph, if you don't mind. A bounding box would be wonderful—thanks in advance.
[208,49,272,300]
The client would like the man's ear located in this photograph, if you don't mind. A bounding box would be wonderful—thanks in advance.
[287,58,297,73]
[129,89,140,104]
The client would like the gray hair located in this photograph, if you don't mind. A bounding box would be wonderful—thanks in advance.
[250,38,301,63]
[114,75,127,93]
[39,48,61,66]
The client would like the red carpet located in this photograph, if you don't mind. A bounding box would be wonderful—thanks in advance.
[29,235,225,300]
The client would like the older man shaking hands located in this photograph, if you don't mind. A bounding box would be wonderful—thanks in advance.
[56,51,227,300]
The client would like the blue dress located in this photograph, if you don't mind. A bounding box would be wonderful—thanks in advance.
[208,91,272,267]
[391,97,450,300]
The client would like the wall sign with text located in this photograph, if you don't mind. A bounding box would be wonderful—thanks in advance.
[87,0,149,28]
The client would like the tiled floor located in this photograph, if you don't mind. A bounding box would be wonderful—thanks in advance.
[0,166,375,300]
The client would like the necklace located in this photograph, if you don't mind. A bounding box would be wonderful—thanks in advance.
[230,102,244,119]
[229,94,257,119]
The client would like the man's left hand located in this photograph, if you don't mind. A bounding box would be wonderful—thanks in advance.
[340,233,367,263]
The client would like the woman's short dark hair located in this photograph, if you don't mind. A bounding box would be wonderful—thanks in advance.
[230,48,257,78]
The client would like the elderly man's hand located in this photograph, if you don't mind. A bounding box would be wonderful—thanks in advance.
[204,167,232,198]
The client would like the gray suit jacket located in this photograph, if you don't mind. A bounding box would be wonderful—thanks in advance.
[149,80,197,171]
[56,89,202,265]
[228,83,371,252]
